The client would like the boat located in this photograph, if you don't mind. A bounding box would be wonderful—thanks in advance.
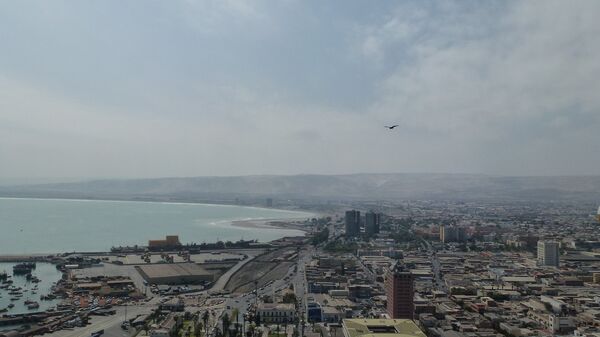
[0,308,7,313]
[27,302,40,309]
[10,297,19,301]
[13,262,36,275]
[7,304,14,308]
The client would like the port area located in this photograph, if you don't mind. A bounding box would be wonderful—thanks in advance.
[0,247,276,337]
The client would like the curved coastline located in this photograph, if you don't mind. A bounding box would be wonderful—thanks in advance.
[0,197,314,254]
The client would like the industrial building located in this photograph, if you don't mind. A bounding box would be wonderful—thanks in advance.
[136,263,213,285]
[148,235,181,249]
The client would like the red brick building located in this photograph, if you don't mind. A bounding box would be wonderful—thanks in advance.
[386,261,415,319]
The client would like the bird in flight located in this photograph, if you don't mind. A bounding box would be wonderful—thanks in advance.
[385,125,399,130]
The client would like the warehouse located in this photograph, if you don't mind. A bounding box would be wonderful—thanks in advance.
[136,263,213,285]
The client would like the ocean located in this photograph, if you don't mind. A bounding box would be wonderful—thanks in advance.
[0,198,310,254]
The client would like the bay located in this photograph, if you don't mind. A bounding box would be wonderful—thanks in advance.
[0,198,310,254]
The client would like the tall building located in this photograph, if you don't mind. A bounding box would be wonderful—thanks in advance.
[365,211,380,236]
[538,240,560,267]
[439,225,466,243]
[345,210,361,237]
[386,261,414,319]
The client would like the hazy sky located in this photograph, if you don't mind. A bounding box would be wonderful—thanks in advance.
[1,1,599,180]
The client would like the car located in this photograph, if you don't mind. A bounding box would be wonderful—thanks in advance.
[90,329,104,337]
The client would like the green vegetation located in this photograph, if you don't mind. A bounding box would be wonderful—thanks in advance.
[282,293,297,304]
[311,227,329,245]
[324,240,358,253]
[178,319,203,337]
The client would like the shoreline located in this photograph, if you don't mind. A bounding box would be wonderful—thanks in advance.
[230,218,309,234]
[0,196,313,218]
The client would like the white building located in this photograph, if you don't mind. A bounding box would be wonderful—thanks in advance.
[257,303,296,323]
[537,241,560,267]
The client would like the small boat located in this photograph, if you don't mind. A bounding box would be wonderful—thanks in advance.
[7,304,14,308]
[10,297,19,301]
[27,302,40,309]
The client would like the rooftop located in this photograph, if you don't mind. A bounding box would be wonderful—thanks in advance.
[343,319,426,337]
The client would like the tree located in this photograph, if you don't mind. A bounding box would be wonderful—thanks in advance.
[232,308,240,337]
[222,313,231,337]
[282,293,297,304]
[203,311,210,337]
[195,322,203,337]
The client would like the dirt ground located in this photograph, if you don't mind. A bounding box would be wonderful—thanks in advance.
[224,248,297,293]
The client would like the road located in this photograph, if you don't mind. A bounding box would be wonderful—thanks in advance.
[211,255,256,292]
[45,304,153,337]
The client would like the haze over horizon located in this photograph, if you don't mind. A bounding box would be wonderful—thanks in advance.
[2,1,600,180]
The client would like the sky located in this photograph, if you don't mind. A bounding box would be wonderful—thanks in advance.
[1,0,599,181]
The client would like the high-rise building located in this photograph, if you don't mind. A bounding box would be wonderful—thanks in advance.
[537,240,560,267]
[345,210,361,237]
[440,225,466,243]
[386,260,414,319]
[365,211,380,236]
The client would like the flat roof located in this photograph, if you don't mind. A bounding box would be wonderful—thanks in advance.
[343,319,426,337]
[502,276,536,283]
[138,263,211,278]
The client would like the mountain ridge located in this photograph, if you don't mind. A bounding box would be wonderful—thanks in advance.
[1,173,599,202]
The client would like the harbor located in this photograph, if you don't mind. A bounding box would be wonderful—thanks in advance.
[0,262,62,318]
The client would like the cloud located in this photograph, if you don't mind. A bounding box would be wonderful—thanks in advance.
[360,0,600,174]
[1,1,599,178]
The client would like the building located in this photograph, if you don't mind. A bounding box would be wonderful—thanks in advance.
[136,263,213,285]
[148,235,181,249]
[386,261,415,319]
[439,226,466,243]
[345,210,361,237]
[307,301,323,322]
[537,240,560,267]
[160,297,185,312]
[150,313,182,337]
[342,319,426,337]
[257,303,296,323]
[365,211,380,236]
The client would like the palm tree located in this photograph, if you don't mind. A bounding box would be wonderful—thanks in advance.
[195,321,203,337]
[232,308,240,337]
[222,313,231,337]
[203,311,210,337]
